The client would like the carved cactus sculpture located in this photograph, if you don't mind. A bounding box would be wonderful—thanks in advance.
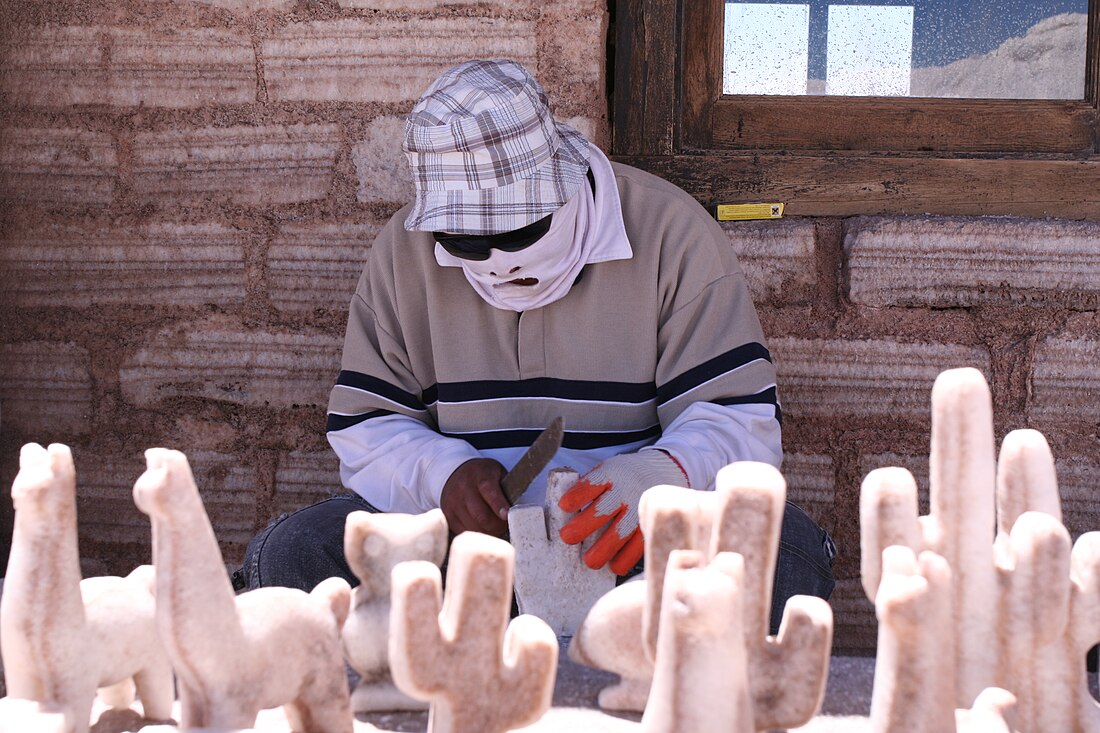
[508,468,616,636]
[342,507,449,712]
[642,462,833,731]
[862,368,999,709]
[1045,532,1100,732]
[871,545,1023,733]
[0,444,173,733]
[389,531,558,733]
[870,544,958,732]
[862,367,1003,704]
[640,549,753,733]
[571,461,833,730]
[132,448,354,733]
[862,367,1100,731]
[998,431,1100,733]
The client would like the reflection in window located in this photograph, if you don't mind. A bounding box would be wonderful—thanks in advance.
[724,4,811,94]
[722,0,1089,99]
[826,5,913,96]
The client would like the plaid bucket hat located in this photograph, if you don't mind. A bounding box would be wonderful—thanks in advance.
[402,59,591,235]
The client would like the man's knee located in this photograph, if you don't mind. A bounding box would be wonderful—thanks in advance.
[236,494,377,592]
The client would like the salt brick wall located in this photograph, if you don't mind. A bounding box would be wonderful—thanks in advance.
[0,0,608,587]
[733,215,1100,653]
[1,0,1098,657]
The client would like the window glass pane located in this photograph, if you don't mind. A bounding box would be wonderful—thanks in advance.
[725,4,811,94]
[723,0,1090,99]
[826,5,914,95]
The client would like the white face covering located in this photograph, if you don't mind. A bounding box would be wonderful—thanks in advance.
[435,184,591,312]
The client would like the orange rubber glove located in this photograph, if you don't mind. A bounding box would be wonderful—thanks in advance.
[557,449,689,575]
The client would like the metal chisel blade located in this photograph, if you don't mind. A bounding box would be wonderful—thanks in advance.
[501,416,564,505]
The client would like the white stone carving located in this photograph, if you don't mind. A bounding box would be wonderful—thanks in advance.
[0,698,72,733]
[132,447,354,732]
[0,443,173,733]
[342,507,448,712]
[389,531,558,733]
[508,467,617,637]
[861,367,1100,731]
[571,461,833,731]
[640,549,752,733]
[566,578,652,711]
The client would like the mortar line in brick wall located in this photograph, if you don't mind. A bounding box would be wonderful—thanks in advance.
[253,448,283,536]
[0,103,415,129]
[329,131,363,210]
[97,29,111,71]
[250,30,269,105]
[242,219,280,321]
[112,123,135,206]
[813,218,844,327]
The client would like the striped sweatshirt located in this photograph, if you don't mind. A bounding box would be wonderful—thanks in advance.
[326,162,782,513]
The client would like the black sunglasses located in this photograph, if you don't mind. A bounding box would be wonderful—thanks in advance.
[433,214,553,261]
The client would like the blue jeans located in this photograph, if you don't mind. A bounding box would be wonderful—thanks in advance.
[233,495,836,635]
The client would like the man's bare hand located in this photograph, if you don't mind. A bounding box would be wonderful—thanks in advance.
[440,458,510,537]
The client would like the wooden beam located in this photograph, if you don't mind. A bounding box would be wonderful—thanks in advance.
[680,0,722,149]
[616,153,1100,219]
[704,98,1097,155]
[612,0,678,156]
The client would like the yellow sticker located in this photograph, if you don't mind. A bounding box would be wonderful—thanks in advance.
[716,203,785,221]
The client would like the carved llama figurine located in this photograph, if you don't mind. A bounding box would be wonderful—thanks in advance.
[389,531,559,733]
[342,507,448,712]
[570,461,833,731]
[132,448,354,733]
[861,367,1100,731]
[0,443,173,733]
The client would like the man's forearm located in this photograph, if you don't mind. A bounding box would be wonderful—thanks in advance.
[328,413,481,513]
[650,401,782,490]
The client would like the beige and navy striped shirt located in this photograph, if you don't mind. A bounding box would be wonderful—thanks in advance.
[327,162,782,512]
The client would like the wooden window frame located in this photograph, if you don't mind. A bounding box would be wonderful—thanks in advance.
[613,0,1100,218]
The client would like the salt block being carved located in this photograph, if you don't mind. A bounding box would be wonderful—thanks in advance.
[342,507,448,713]
[132,448,354,733]
[0,443,173,733]
[861,367,1100,731]
[508,467,616,636]
[389,531,558,733]
[0,698,72,733]
[572,461,832,731]
[640,549,752,733]
[566,578,651,711]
